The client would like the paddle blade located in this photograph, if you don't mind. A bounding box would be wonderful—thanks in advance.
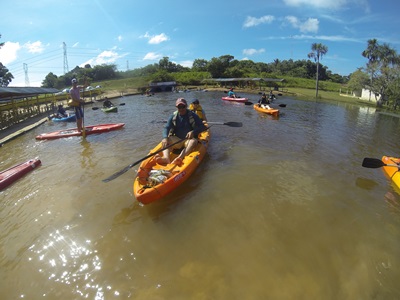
[244,101,253,105]
[278,104,286,107]
[102,165,132,182]
[362,158,385,168]
[92,107,99,110]
[207,121,242,127]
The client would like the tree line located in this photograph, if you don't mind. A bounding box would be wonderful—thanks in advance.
[1,35,400,109]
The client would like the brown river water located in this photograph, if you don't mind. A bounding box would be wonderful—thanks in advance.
[1,91,400,299]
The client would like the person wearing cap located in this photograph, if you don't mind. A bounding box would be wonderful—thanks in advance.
[227,88,236,98]
[69,78,86,132]
[56,104,68,118]
[189,99,207,121]
[155,98,207,166]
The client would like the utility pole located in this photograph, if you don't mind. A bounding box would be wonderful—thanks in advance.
[63,42,69,74]
[23,63,30,86]
[126,60,129,71]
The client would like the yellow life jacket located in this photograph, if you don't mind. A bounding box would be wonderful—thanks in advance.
[189,104,204,120]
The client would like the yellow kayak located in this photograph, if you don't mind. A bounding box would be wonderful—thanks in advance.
[133,127,211,204]
[253,104,279,117]
[381,156,400,190]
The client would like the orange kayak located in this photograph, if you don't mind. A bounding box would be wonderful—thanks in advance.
[253,104,279,117]
[133,127,211,204]
[381,156,400,190]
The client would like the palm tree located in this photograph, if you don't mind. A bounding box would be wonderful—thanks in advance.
[362,39,379,101]
[308,43,328,97]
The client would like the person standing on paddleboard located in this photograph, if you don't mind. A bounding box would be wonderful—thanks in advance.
[69,78,86,132]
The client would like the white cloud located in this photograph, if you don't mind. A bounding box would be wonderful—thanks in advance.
[285,16,319,33]
[0,41,21,64]
[117,35,123,42]
[24,41,44,54]
[243,15,275,28]
[243,48,265,56]
[142,32,169,44]
[143,52,162,61]
[177,60,193,67]
[82,50,125,66]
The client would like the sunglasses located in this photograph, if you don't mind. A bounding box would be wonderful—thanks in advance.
[177,105,186,109]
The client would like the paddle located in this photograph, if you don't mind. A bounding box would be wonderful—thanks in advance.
[153,121,243,127]
[82,103,86,138]
[103,121,242,182]
[102,137,187,182]
[362,158,399,169]
[92,103,125,110]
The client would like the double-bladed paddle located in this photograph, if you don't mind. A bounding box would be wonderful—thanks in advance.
[92,103,126,110]
[102,121,243,182]
[362,157,399,169]
[152,121,243,127]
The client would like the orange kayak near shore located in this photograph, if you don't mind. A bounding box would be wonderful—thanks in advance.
[36,123,125,140]
[0,158,41,190]
[133,127,211,204]
[381,156,400,190]
[253,104,279,117]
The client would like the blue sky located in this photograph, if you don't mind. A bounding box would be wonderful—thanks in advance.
[1,0,399,87]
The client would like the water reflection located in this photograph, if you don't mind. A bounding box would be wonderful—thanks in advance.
[2,92,400,299]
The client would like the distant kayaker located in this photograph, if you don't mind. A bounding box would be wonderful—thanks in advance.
[155,98,207,166]
[103,98,114,108]
[258,93,270,105]
[258,93,271,109]
[69,78,86,132]
[56,104,68,118]
[189,99,207,122]
[269,90,276,101]
[227,88,236,98]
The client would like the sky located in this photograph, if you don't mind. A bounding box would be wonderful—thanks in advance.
[1,0,399,87]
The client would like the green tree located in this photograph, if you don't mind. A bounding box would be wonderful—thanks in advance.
[41,72,58,88]
[0,63,14,87]
[308,43,328,97]
[0,35,14,87]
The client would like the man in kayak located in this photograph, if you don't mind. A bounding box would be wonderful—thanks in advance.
[103,98,114,108]
[156,98,207,166]
[69,78,86,132]
[189,99,207,122]
[258,93,271,109]
[227,88,236,98]
[56,104,68,118]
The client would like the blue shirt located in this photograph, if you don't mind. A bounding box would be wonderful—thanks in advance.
[163,110,206,139]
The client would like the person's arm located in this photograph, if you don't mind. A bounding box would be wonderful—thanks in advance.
[161,115,174,147]
[192,113,207,137]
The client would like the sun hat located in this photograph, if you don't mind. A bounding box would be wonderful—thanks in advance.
[175,98,187,107]
[192,99,199,104]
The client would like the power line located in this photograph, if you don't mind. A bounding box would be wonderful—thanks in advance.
[63,42,69,74]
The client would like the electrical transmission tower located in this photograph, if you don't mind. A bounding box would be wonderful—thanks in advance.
[63,42,69,74]
[23,63,30,86]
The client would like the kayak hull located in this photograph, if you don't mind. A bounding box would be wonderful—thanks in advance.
[102,106,118,113]
[133,127,211,204]
[382,156,400,190]
[0,158,41,190]
[52,114,76,122]
[36,123,125,140]
[253,104,279,117]
[221,96,248,103]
